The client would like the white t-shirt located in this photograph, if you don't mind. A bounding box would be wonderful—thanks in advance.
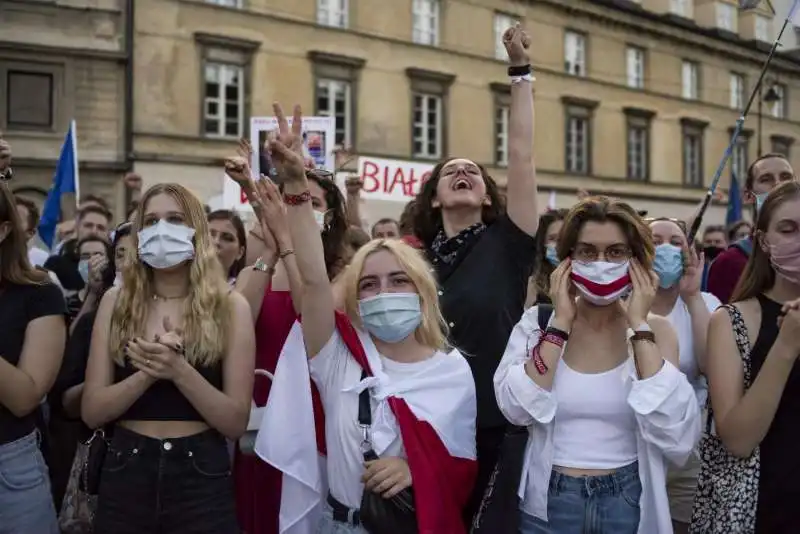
[309,331,451,508]
[665,292,721,407]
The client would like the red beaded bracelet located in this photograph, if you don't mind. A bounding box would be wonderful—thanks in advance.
[283,190,311,206]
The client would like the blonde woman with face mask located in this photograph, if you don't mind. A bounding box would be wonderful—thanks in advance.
[254,103,478,534]
[81,183,255,534]
[494,197,701,534]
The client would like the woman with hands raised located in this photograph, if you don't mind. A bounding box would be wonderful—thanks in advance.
[81,183,255,534]
[700,181,800,533]
[255,103,477,534]
[494,197,700,533]
[226,137,349,534]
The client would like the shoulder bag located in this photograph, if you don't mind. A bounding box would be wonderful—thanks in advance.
[357,371,419,534]
[689,304,759,533]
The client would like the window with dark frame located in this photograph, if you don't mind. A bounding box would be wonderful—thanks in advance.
[681,118,707,187]
[562,96,597,175]
[7,70,54,129]
[624,108,654,182]
[309,51,364,150]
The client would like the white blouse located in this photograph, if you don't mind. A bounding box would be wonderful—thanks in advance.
[493,305,701,534]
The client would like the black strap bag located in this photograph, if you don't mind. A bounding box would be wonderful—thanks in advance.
[357,372,419,534]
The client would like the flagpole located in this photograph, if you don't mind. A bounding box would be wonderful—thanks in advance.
[686,2,796,244]
[71,120,80,206]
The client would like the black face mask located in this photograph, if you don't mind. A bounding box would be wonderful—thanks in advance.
[703,245,725,261]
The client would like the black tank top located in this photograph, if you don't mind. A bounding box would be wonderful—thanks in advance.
[751,294,800,533]
[113,358,223,421]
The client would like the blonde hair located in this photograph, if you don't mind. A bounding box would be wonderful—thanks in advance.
[343,239,449,350]
[109,183,231,366]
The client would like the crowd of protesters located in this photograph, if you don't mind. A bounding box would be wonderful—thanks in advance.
[1,23,800,534]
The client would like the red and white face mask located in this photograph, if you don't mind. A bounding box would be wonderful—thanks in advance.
[570,260,632,306]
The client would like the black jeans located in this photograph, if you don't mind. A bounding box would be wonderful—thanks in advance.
[93,426,238,534]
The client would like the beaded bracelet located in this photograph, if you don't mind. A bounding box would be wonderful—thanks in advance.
[283,190,311,206]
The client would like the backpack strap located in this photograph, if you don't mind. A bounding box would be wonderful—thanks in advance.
[537,303,554,332]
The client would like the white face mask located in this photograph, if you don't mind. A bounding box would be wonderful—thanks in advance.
[314,209,327,231]
[137,220,196,270]
[570,260,632,306]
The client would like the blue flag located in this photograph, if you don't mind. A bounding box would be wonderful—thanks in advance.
[727,170,743,227]
[38,121,79,249]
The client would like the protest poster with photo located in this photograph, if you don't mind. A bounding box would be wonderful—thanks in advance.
[249,116,335,181]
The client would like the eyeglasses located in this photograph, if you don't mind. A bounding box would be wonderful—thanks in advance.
[573,244,632,263]
[645,217,687,235]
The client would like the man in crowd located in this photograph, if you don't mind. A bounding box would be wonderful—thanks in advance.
[701,225,728,260]
[371,217,400,239]
[707,153,795,303]
[44,203,111,292]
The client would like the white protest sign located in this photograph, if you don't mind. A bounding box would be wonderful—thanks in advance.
[357,156,434,202]
[249,116,336,179]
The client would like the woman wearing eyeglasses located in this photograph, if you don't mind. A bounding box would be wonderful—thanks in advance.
[495,197,700,534]
[646,217,719,534]
[226,152,349,534]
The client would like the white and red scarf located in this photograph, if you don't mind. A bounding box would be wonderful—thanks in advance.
[255,312,478,534]
[570,260,632,306]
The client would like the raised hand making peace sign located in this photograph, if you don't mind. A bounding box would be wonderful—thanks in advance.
[268,102,306,183]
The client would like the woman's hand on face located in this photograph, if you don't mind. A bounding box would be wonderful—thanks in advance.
[549,259,576,330]
[502,23,531,66]
[254,176,290,249]
[269,102,307,183]
[679,246,704,299]
[362,457,412,499]
[87,255,108,294]
[625,259,658,327]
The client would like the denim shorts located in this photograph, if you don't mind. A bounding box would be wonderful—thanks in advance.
[93,426,238,534]
[0,430,58,534]
[519,461,641,534]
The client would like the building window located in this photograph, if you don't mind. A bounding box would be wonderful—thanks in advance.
[491,84,512,167]
[562,97,598,175]
[624,108,653,181]
[316,80,351,146]
[730,73,745,109]
[670,0,692,17]
[196,33,260,139]
[6,70,54,129]
[412,0,439,46]
[626,46,645,89]
[771,135,793,158]
[716,2,737,32]
[682,60,698,100]
[770,83,786,119]
[681,118,707,187]
[755,15,771,42]
[206,0,242,7]
[731,134,750,181]
[407,68,454,159]
[494,13,517,60]
[317,0,348,28]
[412,94,442,158]
[309,51,365,149]
[564,31,586,77]
[203,63,243,137]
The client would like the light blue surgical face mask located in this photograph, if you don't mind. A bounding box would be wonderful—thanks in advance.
[653,243,684,289]
[78,259,90,284]
[545,243,559,266]
[358,293,422,344]
[756,192,768,212]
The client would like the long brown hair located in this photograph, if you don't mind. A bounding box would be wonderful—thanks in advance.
[411,158,504,248]
[557,196,655,269]
[731,181,800,303]
[0,183,48,285]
